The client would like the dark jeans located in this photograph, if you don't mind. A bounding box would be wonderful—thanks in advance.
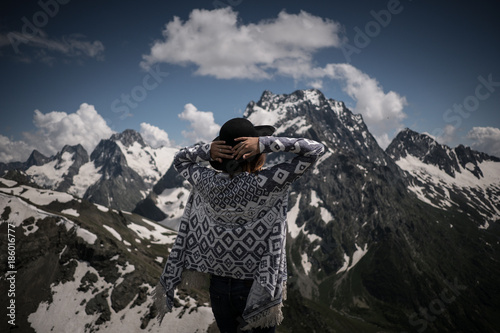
[209,275,276,333]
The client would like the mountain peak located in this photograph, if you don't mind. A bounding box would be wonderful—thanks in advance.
[111,129,146,147]
[27,149,50,167]
[256,89,327,109]
[387,127,500,179]
[58,144,89,161]
[387,128,460,177]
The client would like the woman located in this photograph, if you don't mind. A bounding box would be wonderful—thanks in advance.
[155,118,325,332]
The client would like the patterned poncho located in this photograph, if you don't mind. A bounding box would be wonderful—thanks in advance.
[155,136,325,329]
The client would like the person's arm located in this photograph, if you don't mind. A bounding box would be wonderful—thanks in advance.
[234,136,326,188]
[173,143,210,186]
[173,140,234,186]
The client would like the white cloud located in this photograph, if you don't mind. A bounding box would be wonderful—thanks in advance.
[1,30,104,64]
[141,8,407,149]
[140,122,171,148]
[424,124,457,145]
[178,104,220,143]
[0,103,114,163]
[23,103,114,156]
[0,135,34,163]
[140,8,342,79]
[466,127,500,157]
[322,63,407,148]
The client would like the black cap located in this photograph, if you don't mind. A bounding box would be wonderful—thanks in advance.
[210,118,275,172]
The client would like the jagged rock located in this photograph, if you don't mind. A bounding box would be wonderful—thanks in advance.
[1,88,499,333]
[78,271,98,292]
[27,150,50,167]
[85,138,147,211]
[111,273,142,312]
[54,144,89,192]
[111,129,147,147]
[132,195,168,221]
[153,163,185,195]
[143,89,500,332]
[85,289,111,324]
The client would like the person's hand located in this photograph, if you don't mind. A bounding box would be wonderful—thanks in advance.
[210,141,233,163]
[232,137,260,160]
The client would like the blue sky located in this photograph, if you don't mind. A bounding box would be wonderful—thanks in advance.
[1,0,499,162]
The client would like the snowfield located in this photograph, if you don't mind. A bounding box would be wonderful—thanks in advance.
[28,260,215,333]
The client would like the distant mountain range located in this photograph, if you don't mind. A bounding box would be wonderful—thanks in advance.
[1,89,499,332]
[0,129,177,212]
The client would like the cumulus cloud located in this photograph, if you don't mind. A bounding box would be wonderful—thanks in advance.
[140,122,171,148]
[25,103,113,156]
[423,124,457,146]
[0,135,34,163]
[466,127,500,157]
[1,30,104,64]
[140,8,342,79]
[0,103,114,162]
[141,8,407,148]
[178,104,220,143]
[323,63,407,148]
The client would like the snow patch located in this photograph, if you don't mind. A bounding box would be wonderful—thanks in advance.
[0,177,17,187]
[70,161,102,198]
[0,192,94,242]
[103,225,122,241]
[274,116,311,135]
[5,185,74,206]
[0,192,49,234]
[116,141,176,186]
[26,151,74,188]
[115,261,135,286]
[94,203,109,212]
[337,243,368,274]
[303,89,321,106]
[288,193,324,243]
[313,147,332,175]
[58,218,97,245]
[396,155,500,223]
[301,253,312,275]
[129,219,177,245]
[61,208,79,217]
[310,190,334,223]
[287,194,302,238]
[28,260,215,333]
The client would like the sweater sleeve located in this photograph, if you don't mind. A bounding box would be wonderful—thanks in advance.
[173,143,213,186]
[257,136,326,190]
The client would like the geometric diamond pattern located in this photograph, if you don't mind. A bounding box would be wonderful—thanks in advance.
[158,136,325,319]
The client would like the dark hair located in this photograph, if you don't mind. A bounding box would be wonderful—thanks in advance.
[225,153,266,177]
[240,153,266,174]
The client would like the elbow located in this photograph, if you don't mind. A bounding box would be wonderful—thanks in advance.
[172,151,183,172]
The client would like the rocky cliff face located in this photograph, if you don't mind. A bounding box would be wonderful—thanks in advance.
[85,135,148,211]
[141,89,500,332]
[0,175,215,332]
[387,128,500,227]
[1,89,499,332]
[253,90,500,333]
[53,144,90,192]
[0,129,176,212]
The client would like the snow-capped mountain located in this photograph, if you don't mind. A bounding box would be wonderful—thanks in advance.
[138,89,500,332]
[25,144,90,193]
[1,129,177,212]
[386,128,500,229]
[0,175,216,333]
[1,89,499,332]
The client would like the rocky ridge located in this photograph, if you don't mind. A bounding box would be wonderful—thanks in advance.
[1,89,499,332]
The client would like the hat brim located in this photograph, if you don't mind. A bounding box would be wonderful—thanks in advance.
[209,124,276,171]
